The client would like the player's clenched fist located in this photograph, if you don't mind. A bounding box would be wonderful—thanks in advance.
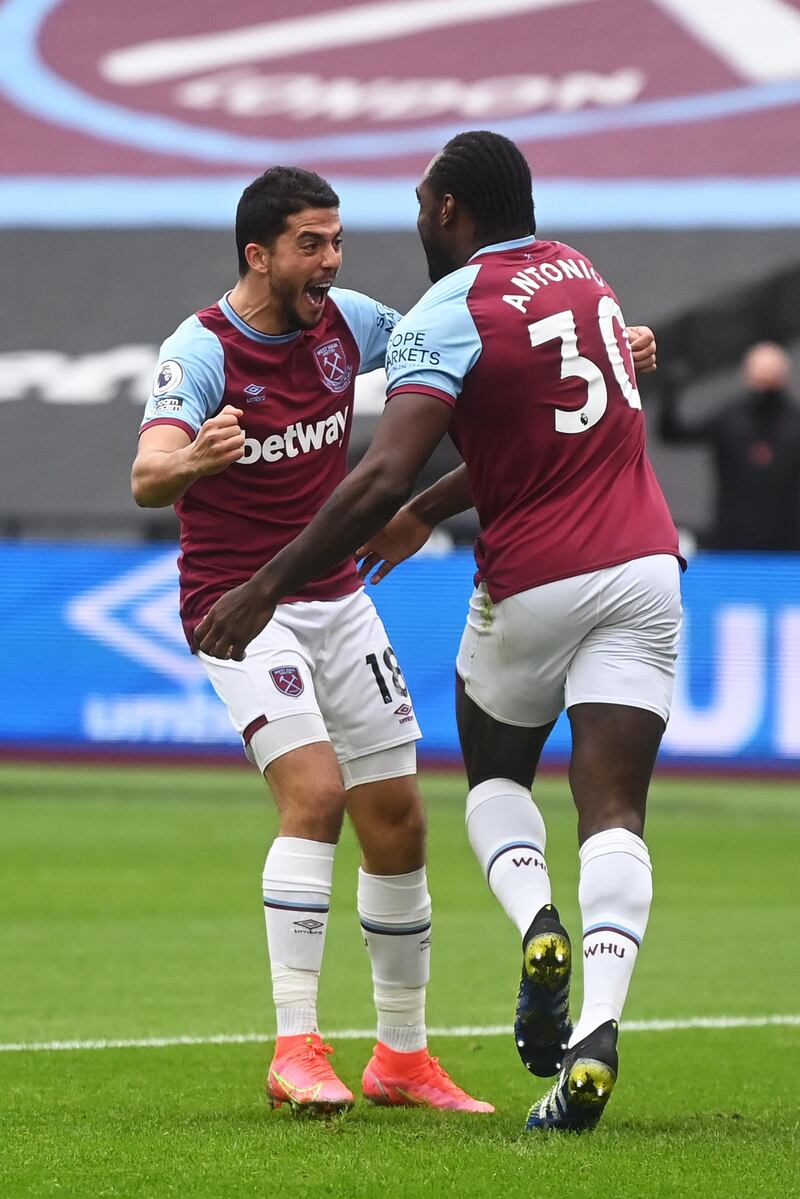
[190,405,246,475]
[132,402,247,507]
[627,326,657,374]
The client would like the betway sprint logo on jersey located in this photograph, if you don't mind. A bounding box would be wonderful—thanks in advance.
[238,406,348,465]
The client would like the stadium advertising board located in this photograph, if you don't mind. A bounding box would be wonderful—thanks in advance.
[0,0,799,227]
[2,543,799,767]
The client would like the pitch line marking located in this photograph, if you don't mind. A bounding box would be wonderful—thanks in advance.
[2,1014,798,1054]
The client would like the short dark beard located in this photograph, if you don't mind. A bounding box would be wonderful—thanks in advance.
[285,301,324,332]
[273,277,327,332]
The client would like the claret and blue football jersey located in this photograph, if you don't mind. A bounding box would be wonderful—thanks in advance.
[386,236,681,600]
[140,289,400,643]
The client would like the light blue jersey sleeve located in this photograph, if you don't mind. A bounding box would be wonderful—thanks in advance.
[331,287,402,374]
[385,265,483,405]
[140,315,225,436]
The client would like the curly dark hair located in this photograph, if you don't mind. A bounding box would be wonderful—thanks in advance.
[427,131,535,241]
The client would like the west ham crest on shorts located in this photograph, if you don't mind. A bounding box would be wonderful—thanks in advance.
[314,339,353,394]
[270,665,304,697]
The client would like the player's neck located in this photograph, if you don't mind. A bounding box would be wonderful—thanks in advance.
[464,226,533,261]
[227,279,293,336]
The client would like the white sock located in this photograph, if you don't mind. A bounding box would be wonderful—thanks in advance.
[570,828,653,1046]
[262,836,335,1039]
[358,867,431,1054]
[466,779,551,936]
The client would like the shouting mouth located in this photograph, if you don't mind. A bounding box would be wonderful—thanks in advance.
[303,281,332,312]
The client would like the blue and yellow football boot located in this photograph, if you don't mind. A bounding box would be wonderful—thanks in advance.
[525,1019,618,1133]
[514,903,572,1076]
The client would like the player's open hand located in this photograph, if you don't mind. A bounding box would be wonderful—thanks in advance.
[626,326,657,374]
[194,580,276,661]
[357,507,433,584]
[190,405,246,476]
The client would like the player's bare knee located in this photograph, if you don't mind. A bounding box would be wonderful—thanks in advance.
[266,743,347,842]
[314,779,349,827]
[277,781,347,842]
[382,797,427,855]
[346,771,426,873]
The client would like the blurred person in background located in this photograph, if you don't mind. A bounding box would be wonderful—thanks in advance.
[195,131,678,1135]
[131,165,494,1116]
[659,342,800,550]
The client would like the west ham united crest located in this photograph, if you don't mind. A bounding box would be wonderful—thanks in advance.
[270,665,304,697]
[314,339,352,394]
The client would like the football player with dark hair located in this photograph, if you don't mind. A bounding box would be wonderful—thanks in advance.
[132,164,494,1116]
[196,132,678,1133]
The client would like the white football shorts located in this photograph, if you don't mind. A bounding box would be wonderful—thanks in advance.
[199,587,421,776]
[456,554,682,728]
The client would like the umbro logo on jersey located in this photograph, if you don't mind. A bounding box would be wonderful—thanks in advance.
[394,703,414,725]
[243,383,266,401]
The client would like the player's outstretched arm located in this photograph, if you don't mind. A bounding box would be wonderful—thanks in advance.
[131,406,245,507]
[357,464,474,584]
[194,393,453,660]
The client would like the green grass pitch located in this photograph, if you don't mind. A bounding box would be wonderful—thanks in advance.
[1,763,798,1198]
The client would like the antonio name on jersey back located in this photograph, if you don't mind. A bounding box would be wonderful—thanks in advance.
[386,235,682,601]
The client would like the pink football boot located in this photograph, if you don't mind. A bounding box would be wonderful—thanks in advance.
[267,1033,354,1114]
[362,1043,495,1113]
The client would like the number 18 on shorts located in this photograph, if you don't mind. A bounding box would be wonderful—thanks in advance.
[199,588,421,771]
